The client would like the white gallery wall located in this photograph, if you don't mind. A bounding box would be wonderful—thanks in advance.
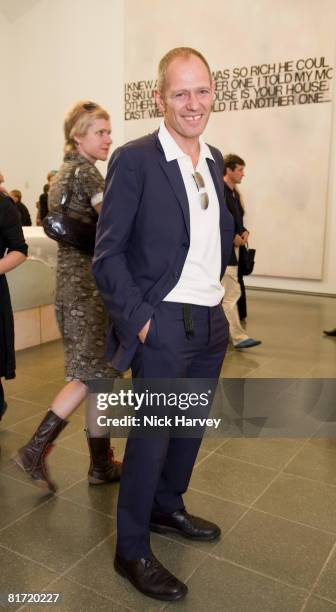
[0,0,124,217]
[123,0,336,295]
[0,0,335,295]
[0,11,13,180]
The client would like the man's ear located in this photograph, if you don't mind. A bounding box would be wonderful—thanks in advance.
[154,90,166,114]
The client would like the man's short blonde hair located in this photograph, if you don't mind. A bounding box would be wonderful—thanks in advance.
[64,100,109,154]
[157,47,212,94]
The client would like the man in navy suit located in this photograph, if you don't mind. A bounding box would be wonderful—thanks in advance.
[93,47,234,602]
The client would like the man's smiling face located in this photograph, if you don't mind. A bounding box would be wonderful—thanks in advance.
[155,54,215,148]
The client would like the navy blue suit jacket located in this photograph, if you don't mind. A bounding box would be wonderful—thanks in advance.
[93,132,234,371]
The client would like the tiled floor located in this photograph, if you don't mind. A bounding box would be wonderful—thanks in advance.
[0,290,335,611]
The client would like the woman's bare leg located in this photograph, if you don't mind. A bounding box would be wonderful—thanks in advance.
[51,379,88,420]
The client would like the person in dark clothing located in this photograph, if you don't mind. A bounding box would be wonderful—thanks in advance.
[0,193,28,420]
[222,153,261,349]
[37,170,58,224]
[0,170,9,196]
[9,190,32,226]
[238,275,247,320]
[93,47,233,602]
[323,328,336,336]
[38,184,49,222]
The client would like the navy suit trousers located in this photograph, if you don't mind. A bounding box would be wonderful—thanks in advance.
[116,301,229,559]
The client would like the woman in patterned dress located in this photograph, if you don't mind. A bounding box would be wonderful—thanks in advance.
[13,101,122,492]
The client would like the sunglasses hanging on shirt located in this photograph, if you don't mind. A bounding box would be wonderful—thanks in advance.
[192,172,209,210]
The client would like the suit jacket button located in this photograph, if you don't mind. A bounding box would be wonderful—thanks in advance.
[174,272,179,279]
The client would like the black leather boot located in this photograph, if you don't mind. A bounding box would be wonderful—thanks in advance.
[12,410,68,492]
[86,430,122,485]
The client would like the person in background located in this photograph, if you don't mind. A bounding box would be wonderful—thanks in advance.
[222,153,261,349]
[0,171,9,196]
[9,190,32,226]
[12,101,122,492]
[36,170,58,225]
[0,192,28,421]
[323,328,336,337]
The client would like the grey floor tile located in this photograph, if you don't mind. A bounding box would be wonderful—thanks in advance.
[221,361,257,378]
[0,429,31,464]
[8,411,84,440]
[23,576,130,611]
[314,546,336,602]
[0,397,45,428]
[57,430,90,455]
[0,474,49,530]
[285,444,336,486]
[3,293,335,609]
[309,420,336,446]
[245,360,313,378]
[11,382,64,408]
[194,449,209,465]
[167,556,306,611]
[0,545,57,609]
[67,532,205,612]
[2,374,48,397]
[223,349,271,368]
[216,438,306,469]
[255,474,336,532]
[0,497,115,573]
[16,359,65,383]
[308,365,336,378]
[190,452,277,505]
[200,437,228,452]
[304,597,336,611]
[214,509,335,588]
[15,341,64,365]
[60,480,119,518]
[58,433,126,459]
[184,488,246,534]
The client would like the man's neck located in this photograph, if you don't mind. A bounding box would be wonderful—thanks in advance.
[164,122,200,167]
[224,176,236,191]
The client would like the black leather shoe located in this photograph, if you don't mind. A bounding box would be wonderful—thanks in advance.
[323,328,336,337]
[150,509,221,541]
[114,553,187,601]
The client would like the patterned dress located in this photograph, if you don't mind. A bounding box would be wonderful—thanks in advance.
[49,152,118,381]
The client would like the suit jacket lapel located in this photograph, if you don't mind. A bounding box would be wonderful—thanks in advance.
[156,137,190,239]
[207,158,225,209]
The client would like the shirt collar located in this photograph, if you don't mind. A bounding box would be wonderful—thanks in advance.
[158,120,215,165]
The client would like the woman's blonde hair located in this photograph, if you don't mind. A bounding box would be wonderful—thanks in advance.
[63,100,110,154]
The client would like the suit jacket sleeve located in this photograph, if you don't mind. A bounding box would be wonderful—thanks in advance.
[92,146,154,345]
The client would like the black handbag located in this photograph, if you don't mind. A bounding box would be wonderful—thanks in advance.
[42,167,97,256]
[238,244,256,276]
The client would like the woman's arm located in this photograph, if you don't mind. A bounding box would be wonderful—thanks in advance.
[0,196,28,270]
[0,251,26,275]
